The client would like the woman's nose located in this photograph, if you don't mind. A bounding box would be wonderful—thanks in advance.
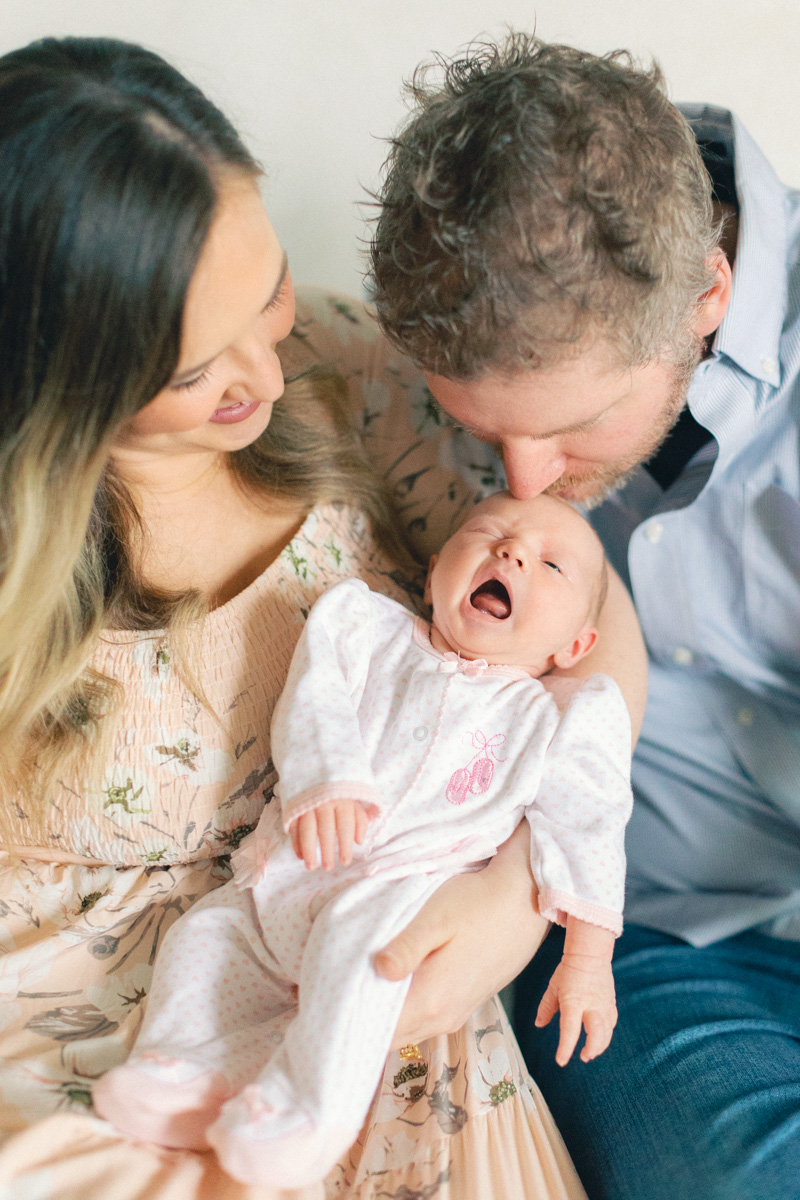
[230,333,286,405]
[501,438,566,499]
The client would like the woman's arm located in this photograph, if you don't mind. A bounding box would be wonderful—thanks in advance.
[377,566,647,1043]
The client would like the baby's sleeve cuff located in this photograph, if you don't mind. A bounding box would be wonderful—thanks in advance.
[281,781,381,833]
[537,887,623,936]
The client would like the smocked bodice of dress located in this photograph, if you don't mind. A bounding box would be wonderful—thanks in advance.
[12,505,416,867]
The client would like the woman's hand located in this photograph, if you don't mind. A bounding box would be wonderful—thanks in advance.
[374,822,550,1048]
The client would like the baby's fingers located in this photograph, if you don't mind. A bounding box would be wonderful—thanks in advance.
[354,802,371,845]
[580,1009,616,1063]
[297,813,321,870]
[316,805,337,870]
[555,1004,584,1067]
[535,982,559,1029]
[335,803,356,866]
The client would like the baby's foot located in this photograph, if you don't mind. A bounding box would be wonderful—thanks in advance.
[207,1083,354,1187]
[93,1051,233,1149]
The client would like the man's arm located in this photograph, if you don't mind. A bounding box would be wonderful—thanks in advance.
[376,820,550,1047]
[550,564,648,745]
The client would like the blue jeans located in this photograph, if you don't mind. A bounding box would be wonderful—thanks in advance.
[514,923,800,1200]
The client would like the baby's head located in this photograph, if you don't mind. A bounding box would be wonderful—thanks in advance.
[425,492,608,676]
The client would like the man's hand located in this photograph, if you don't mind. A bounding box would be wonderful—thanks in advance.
[374,822,550,1047]
[289,799,372,870]
[535,920,618,1066]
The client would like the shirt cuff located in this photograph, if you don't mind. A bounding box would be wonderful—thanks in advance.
[537,887,623,936]
[281,781,380,832]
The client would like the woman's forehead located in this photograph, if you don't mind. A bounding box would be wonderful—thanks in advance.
[176,175,282,375]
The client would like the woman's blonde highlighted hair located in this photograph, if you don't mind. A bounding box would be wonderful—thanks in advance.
[0,38,415,826]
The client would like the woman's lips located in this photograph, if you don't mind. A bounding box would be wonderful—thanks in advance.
[209,400,261,425]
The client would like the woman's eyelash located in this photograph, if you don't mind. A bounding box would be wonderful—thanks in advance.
[173,366,213,393]
[262,275,289,314]
[171,277,288,392]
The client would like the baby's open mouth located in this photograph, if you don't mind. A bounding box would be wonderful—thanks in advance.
[470,579,512,619]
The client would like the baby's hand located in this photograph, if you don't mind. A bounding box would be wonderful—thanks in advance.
[289,799,373,870]
[535,951,618,1067]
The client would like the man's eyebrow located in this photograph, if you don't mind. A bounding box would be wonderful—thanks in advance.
[170,252,289,386]
[524,411,606,441]
[443,403,608,444]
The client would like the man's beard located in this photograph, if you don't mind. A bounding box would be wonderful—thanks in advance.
[545,341,702,509]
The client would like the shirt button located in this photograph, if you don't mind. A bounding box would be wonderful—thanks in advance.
[761,356,777,377]
[413,725,428,741]
[645,521,664,544]
[737,707,754,726]
[672,647,694,666]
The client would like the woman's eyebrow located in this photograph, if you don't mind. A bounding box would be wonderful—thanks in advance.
[170,252,289,386]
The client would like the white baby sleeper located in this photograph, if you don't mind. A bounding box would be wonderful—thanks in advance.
[95,579,632,1187]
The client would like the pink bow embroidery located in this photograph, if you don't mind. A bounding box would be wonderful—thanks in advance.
[439,652,489,676]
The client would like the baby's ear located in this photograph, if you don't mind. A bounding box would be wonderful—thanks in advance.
[553,625,598,670]
[423,555,438,606]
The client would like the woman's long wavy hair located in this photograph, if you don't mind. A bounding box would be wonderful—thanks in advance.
[0,37,414,822]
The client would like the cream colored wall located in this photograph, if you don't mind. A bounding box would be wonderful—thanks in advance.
[2,1,796,296]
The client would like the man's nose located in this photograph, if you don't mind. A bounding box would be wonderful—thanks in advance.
[500,439,567,499]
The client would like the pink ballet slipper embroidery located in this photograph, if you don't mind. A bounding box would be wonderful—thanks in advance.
[446,731,506,805]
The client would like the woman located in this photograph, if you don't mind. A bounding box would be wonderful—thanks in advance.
[0,35,633,1199]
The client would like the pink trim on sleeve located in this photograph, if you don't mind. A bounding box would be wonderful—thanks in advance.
[281,781,381,833]
[537,887,623,936]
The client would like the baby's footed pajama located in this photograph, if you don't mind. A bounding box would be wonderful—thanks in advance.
[94,837,445,1188]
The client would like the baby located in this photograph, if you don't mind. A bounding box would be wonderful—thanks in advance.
[94,492,632,1188]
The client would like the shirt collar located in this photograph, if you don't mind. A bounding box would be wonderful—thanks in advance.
[681,105,787,387]
[411,618,537,680]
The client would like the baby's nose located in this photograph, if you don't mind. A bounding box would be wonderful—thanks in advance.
[496,539,527,569]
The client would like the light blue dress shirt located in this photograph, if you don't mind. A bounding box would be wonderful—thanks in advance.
[589,106,800,945]
[438,107,800,946]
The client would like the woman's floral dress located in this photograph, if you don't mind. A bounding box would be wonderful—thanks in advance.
[0,289,586,1200]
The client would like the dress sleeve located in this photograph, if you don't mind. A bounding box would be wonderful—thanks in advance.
[278,286,505,560]
[270,579,381,830]
[526,674,633,935]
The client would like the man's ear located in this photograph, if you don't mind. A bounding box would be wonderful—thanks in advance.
[423,555,438,606]
[552,625,598,670]
[692,251,733,340]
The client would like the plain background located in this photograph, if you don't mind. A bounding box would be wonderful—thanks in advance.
[1,1,797,297]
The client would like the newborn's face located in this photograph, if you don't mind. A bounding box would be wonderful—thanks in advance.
[427,493,603,671]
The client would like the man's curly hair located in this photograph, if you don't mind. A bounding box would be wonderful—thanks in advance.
[369,33,721,378]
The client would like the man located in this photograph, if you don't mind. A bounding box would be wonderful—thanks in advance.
[368,33,800,1200]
